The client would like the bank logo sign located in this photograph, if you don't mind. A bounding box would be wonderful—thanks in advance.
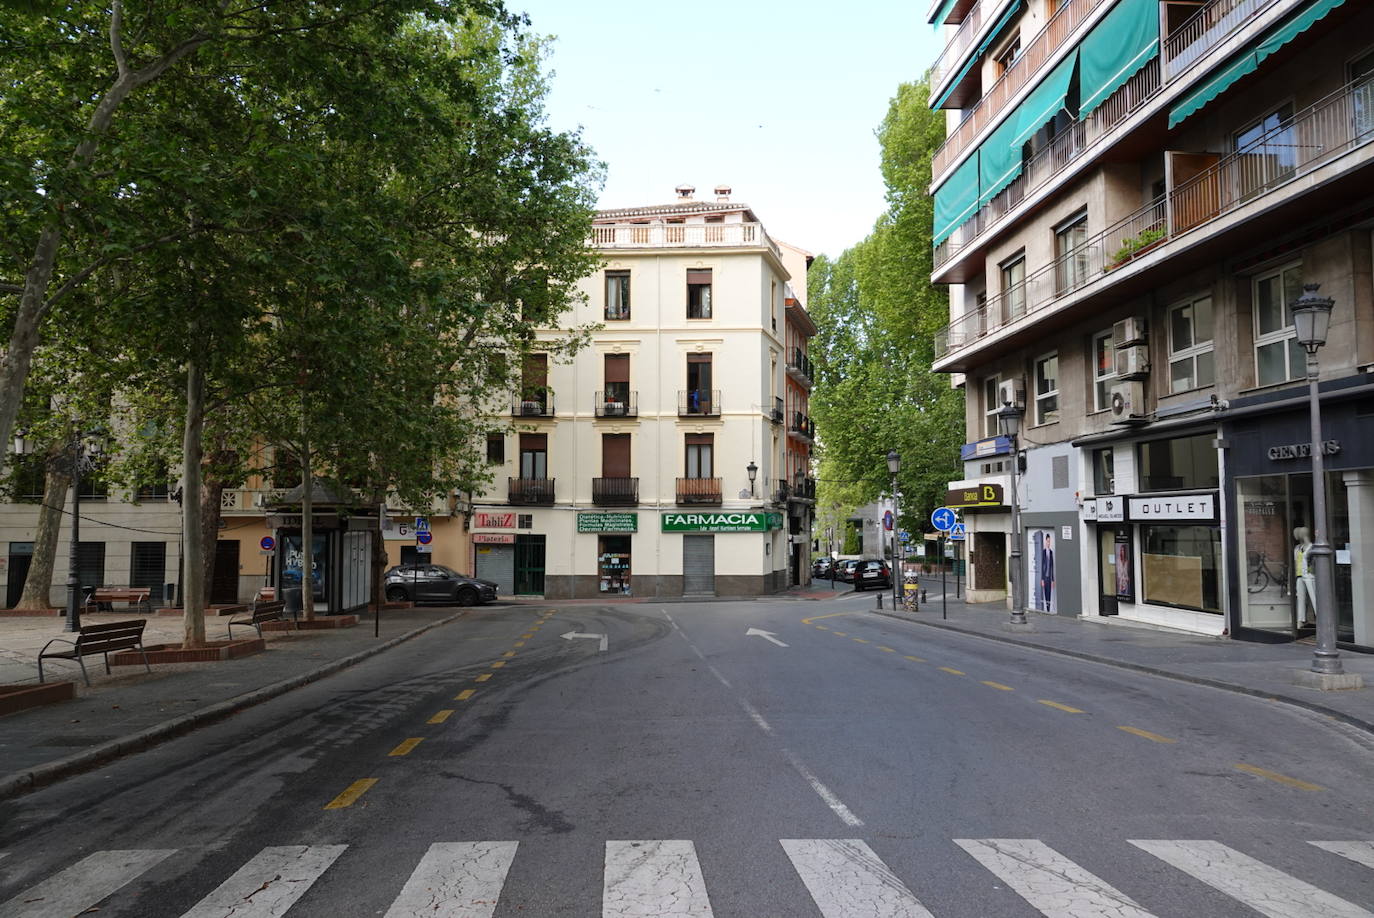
[661,511,782,533]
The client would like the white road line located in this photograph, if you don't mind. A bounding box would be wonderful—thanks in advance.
[955,839,1156,917]
[780,839,932,918]
[603,840,713,917]
[1311,841,1374,870]
[383,842,518,918]
[705,664,732,689]
[0,849,176,918]
[181,845,346,918]
[739,700,773,734]
[778,749,863,827]
[1131,840,1374,918]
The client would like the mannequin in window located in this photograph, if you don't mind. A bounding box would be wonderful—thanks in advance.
[1293,526,1316,626]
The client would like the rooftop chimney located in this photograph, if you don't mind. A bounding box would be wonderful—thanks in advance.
[675,184,695,200]
[714,185,731,203]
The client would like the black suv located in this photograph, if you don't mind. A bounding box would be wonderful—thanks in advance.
[851,559,892,591]
[384,564,498,606]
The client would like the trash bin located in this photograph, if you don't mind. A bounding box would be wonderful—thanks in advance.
[283,586,303,619]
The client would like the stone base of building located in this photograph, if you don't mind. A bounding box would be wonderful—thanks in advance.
[964,588,1008,604]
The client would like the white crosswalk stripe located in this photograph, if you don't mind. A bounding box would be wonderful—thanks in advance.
[0,848,176,918]
[1312,840,1374,871]
[603,840,713,917]
[955,839,1155,918]
[383,842,518,918]
[179,845,346,918]
[1131,839,1374,918]
[780,838,934,918]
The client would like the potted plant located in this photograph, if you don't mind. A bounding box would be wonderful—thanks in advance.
[1108,226,1166,269]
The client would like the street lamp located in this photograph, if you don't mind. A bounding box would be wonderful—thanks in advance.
[997,402,1027,625]
[887,449,900,607]
[64,427,105,633]
[1291,283,1344,677]
[746,460,758,498]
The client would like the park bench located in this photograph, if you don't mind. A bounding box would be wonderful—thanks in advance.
[37,619,151,686]
[226,597,287,639]
[88,587,153,614]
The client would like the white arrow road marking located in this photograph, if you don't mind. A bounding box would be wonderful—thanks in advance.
[384,841,518,918]
[181,845,346,918]
[603,840,713,916]
[0,849,176,918]
[746,628,788,647]
[562,630,608,652]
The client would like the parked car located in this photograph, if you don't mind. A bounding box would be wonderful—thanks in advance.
[835,559,860,583]
[852,559,892,591]
[813,557,834,578]
[384,564,498,606]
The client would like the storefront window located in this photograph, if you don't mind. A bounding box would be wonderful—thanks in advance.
[1238,475,1292,631]
[599,535,632,594]
[1138,434,1218,491]
[1141,525,1221,613]
[1092,448,1115,495]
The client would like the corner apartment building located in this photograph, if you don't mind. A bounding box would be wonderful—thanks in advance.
[468,186,817,599]
[926,0,1374,648]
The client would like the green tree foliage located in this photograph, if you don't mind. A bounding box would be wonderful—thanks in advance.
[809,78,962,534]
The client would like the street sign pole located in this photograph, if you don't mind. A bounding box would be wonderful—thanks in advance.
[941,535,947,620]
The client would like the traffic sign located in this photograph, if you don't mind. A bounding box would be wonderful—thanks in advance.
[259,536,276,552]
[414,517,430,532]
[416,530,433,545]
[949,522,967,541]
[899,530,911,543]
[931,507,958,531]
[882,510,894,531]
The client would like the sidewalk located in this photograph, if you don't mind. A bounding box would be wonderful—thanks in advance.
[871,588,1374,733]
[0,606,470,799]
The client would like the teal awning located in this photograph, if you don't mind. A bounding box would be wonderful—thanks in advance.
[933,152,981,246]
[1010,50,1079,148]
[930,0,960,25]
[932,0,1025,109]
[978,111,1025,206]
[1169,0,1346,128]
[1079,0,1160,117]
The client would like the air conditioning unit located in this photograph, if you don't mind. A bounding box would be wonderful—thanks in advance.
[1109,381,1147,423]
[1115,344,1150,379]
[1112,316,1148,348]
[997,377,1026,410]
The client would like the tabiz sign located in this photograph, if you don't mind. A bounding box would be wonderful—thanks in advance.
[944,483,1004,508]
[661,512,782,533]
[473,512,517,529]
[472,533,515,544]
[577,512,638,533]
[1128,493,1217,522]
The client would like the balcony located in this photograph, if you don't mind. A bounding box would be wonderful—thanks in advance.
[770,396,784,424]
[789,411,816,443]
[770,478,791,503]
[678,389,721,417]
[786,348,814,386]
[676,477,723,505]
[508,477,555,505]
[929,0,990,91]
[791,476,817,502]
[591,221,781,259]
[592,477,638,506]
[511,394,555,418]
[595,390,638,418]
[934,76,1374,365]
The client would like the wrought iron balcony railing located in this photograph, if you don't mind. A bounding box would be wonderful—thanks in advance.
[675,477,723,505]
[508,477,555,505]
[511,394,555,417]
[592,477,639,506]
[678,389,721,417]
[594,390,638,418]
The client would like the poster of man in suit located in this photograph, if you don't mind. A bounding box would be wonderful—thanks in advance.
[1028,529,1057,614]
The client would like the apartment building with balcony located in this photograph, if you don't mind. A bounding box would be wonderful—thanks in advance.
[469,186,817,598]
[926,0,1374,647]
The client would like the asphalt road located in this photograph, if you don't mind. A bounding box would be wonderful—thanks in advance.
[1,597,1372,917]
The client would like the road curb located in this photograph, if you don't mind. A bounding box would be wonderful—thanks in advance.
[868,609,1374,737]
[0,611,468,802]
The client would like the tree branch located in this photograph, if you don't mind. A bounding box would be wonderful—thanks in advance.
[109,0,130,78]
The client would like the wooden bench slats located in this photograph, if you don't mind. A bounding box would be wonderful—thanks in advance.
[38,618,150,686]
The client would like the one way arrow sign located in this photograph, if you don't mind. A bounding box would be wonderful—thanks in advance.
[746,627,788,647]
[561,630,608,652]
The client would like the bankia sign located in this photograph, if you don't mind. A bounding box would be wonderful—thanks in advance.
[661,511,782,533]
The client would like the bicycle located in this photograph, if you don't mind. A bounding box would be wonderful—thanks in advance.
[1246,550,1289,596]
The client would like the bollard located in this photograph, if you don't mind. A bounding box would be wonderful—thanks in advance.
[876,594,884,610]
[921,588,928,603]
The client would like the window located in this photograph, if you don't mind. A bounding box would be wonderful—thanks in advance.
[9,452,46,502]
[521,353,549,406]
[1138,434,1219,491]
[486,433,505,464]
[602,433,631,477]
[983,376,1001,438]
[771,280,778,332]
[1000,254,1026,323]
[1235,103,1295,199]
[1092,330,1116,412]
[1253,263,1305,387]
[686,353,713,414]
[604,353,630,405]
[605,271,630,320]
[1055,212,1089,294]
[994,33,1021,74]
[1034,353,1059,425]
[1352,48,1374,137]
[1169,295,1215,393]
[685,433,714,478]
[77,458,109,500]
[130,542,167,591]
[518,433,547,479]
[1092,448,1115,495]
[76,541,106,589]
[687,269,712,319]
[1141,524,1222,613]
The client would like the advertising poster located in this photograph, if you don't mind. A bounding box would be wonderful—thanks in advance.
[1114,529,1135,601]
[1028,529,1057,614]
[282,534,327,600]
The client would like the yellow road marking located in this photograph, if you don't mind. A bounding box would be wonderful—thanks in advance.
[389,738,424,757]
[1118,725,1176,743]
[502,651,517,658]
[876,646,896,652]
[455,689,475,701]
[853,638,870,644]
[324,778,377,810]
[832,631,847,636]
[904,655,926,662]
[801,611,850,625]
[490,661,506,669]
[938,666,965,676]
[1039,699,1085,713]
[981,681,1015,691]
[429,710,455,724]
[513,641,525,647]
[1234,763,1323,791]
[815,625,829,630]
[474,673,492,683]
[521,633,534,639]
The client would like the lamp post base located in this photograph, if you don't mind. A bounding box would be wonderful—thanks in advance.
[1292,668,1365,691]
[1009,610,1029,626]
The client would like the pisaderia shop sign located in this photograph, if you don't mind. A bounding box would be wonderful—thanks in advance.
[661,511,783,533]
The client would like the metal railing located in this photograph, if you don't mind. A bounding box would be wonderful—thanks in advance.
[676,477,723,505]
[594,390,638,418]
[592,477,639,506]
[678,389,721,417]
[1163,0,1276,81]
[935,77,1374,359]
[790,412,816,441]
[510,394,555,417]
[770,396,785,424]
[786,347,814,384]
[591,221,781,258]
[508,477,555,505]
[930,0,987,89]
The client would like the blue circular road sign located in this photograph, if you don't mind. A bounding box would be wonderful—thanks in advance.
[416,530,433,545]
[931,507,958,531]
[882,510,894,531]
[259,536,276,551]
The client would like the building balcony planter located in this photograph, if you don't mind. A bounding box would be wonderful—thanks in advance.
[675,477,722,505]
[592,477,639,506]
[1106,227,1167,271]
[510,393,555,418]
[508,477,555,505]
[595,390,638,418]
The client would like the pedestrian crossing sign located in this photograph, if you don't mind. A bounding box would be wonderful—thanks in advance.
[949,522,967,541]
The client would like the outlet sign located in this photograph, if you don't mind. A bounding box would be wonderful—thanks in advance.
[661,511,782,533]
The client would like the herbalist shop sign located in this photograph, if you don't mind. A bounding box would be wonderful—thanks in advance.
[577,512,638,533]
[661,511,783,533]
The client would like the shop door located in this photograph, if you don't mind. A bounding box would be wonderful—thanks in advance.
[212,540,240,604]
[514,534,546,595]
[6,542,33,608]
[683,535,715,595]
[474,544,515,596]
[1097,528,1119,615]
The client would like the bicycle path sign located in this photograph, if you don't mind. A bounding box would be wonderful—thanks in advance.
[931,507,958,532]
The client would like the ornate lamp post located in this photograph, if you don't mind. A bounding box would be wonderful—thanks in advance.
[63,427,105,633]
[887,449,901,607]
[746,460,758,498]
[997,402,1027,625]
[1290,283,1345,677]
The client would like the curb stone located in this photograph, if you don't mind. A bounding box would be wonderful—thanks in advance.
[0,611,467,802]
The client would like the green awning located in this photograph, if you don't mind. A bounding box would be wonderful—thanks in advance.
[933,152,981,246]
[932,0,1025,109]
[978,111,1025,206]
[1079,0,1160,117]
[1010,50,1079,148]
[931,0,959,26]
[1169,0,1346,128]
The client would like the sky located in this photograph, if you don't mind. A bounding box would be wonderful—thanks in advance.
[511,1,942,260]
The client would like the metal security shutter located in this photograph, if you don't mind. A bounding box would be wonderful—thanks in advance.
[682,535,715,595]
[475,544,515,597]
[212,540,240,604]
[130,542,167,591]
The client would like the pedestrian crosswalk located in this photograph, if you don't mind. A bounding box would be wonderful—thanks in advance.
[1,837,1371,917]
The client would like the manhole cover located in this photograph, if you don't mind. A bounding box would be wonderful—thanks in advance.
[38,735,118,747]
